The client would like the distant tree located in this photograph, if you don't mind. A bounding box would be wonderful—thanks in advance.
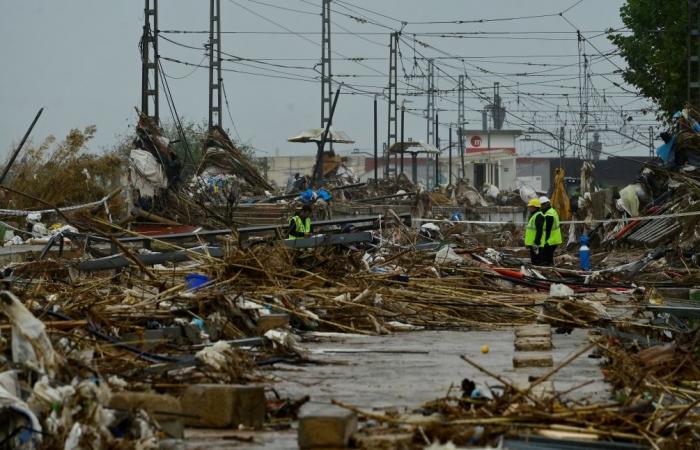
[608,0,688,118]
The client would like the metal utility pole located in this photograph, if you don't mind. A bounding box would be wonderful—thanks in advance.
[448,126,452,185]
[313,85,341,184]
[400,101,405,175]
[208,0,222,130]
[459,126,465,180]
[689,0,700,108]
[426,59,435,144]
[559,126,566,161]
[321,0,333,151]
[435,112,439,187]
[374,95,378,181]
[140,0,159,124]
[649,126,655,158]
[458,75,465,129]
[386,32,399,178]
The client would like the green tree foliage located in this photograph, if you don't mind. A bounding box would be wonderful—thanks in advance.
[4,126,124,210]
[609,0,688,118]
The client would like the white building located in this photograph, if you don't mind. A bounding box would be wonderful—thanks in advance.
[457,129,521,190]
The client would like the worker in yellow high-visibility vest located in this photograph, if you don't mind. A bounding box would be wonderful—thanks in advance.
[523,198,544,265]
[287,204,312,239]
[536,196,562,266]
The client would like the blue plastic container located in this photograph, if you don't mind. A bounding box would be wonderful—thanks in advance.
[579,235,591,271]
[185,273,210,290]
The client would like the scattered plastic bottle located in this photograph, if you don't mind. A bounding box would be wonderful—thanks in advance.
[579,234,591,271]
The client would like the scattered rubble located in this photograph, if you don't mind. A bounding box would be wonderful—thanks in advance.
[2,110,700,449]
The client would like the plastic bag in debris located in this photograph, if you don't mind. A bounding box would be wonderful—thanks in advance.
[30,222,48,239]
[655,135,676,165]
[264,329,308,357]
[5,234,23,246]
[435,246,463,264]
[195,341,234,371]
[550,283,574,298]
[0,291,60,376]
[519,184,538,204]
[482,183,500,200]
[617,184,640,216]
[0,385,42,449]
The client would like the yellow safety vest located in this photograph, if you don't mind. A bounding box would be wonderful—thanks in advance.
[543,208,562,245]
[288,215,311,239]
[524,211,543,246]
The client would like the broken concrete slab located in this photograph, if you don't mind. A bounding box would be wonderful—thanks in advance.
[298,407,357,449]
[108,392,184,438]
[257,313,290,334]
[514,324,552,338]
[180,384,266,429]
[513,353,553,368]
[515,337,553,351]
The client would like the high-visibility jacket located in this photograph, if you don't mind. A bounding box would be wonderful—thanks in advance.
[288,215,311,239]
[543,208,562,245]
[524,211,544,246]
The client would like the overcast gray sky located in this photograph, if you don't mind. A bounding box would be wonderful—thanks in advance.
[0,0,657,158]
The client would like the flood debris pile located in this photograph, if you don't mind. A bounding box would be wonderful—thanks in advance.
[342,333,700,449]
[0,212,556,449]
[333,290,700,449]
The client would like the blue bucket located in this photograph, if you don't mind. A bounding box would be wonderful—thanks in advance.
[185,273,210,290]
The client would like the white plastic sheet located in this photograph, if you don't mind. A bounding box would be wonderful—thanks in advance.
[0,291,60,375]
[549,283,574,298]
[129,149,168,198]
[435,246,463,265]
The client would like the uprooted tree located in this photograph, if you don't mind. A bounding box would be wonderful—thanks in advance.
[608,0,688,118]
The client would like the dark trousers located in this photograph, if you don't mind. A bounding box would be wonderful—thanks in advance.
[541,244,557,266]
[529,246,542,265]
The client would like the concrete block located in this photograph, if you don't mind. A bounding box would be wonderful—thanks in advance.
[108,392,183,438]
[298,407,357,449]
[180,384,265,429]
[257,313,290,334]
[514,337,552,351]
[513,354,553,368]
[514,324,551,338]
